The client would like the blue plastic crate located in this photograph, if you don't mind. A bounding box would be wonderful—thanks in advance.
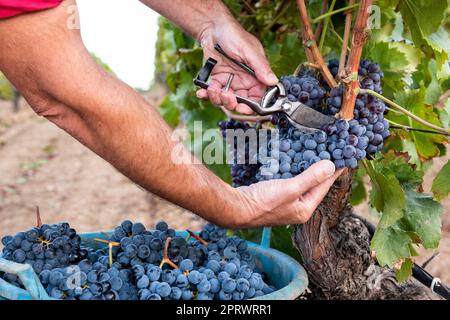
[0,227,308,300]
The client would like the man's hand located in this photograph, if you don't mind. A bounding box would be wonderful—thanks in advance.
[226,161,342,228]
[142,0,278,114]
[196,19,278,114]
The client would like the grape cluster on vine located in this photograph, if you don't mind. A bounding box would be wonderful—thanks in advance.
[220,60,391,183]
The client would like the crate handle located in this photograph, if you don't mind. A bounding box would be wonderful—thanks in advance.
[0,258,50,300]
[260,227,271,248]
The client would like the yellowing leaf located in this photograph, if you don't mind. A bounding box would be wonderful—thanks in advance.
[395,258,413,283]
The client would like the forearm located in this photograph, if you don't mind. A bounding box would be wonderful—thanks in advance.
[0,1,244,227]
[141,0,234,40]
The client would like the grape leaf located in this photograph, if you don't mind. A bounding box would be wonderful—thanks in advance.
[432,159,450,201]
[376,151,423,190]
[401,191,442,248]
[366,162,405,227]
[350,170,368,206]
[267,33,306,76]
[371,225,412,267]
[395,258,413,283]
[425,61,442,105]
[394,88,446,159]
[158,96,180,127]
[440,99,450,129]
[399,0,449,70]
[367,42,408,93]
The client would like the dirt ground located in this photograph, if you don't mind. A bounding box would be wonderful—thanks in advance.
[0,93,205,237]
[0,93,448,291]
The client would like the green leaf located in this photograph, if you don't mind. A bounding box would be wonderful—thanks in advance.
[376,151,424,190]
[365,162,405,227]
[425,61,442,105]
[399,0,447,37]
[367,42,409,95]
[270,226,301,261]
[394,88,446,159]
[371,225,412,267]
[440,98,450,129]
[350,168,368,206]
[158,96,180,127]
[395,258,413,283]
[399,0,449,70]
[401,191,442,248]
[432,159,450,201]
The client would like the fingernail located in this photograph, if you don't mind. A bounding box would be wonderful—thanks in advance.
[266,73,278,84]
[321,161,336,177]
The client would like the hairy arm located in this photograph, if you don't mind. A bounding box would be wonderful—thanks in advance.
[0,0,340,228]
[140,0,231,40]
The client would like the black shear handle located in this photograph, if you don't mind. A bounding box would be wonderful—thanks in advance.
[193,57,217,90]
[193,56,277,116]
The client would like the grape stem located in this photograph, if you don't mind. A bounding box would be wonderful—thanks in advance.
[93,238,120,268]
[384,106,403,115]
[159,237,179,269]
[338,0,355,79]
[296,0,337,87]
[293,62,320,77]
[318,0,336,53]
[339,0,372,120]
[36,206,42,228]
[186,229,209,247]
[312,3,360,23]
[360,88,450,135]
[329,23,350,51]
[386,119,450,136]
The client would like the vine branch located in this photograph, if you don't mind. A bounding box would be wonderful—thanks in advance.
[339,0,372,120]
[314,0,329,41]
[312,3,360,23]
[360,89,450,135]
[338,0,355,78]
[296,0,337,87]
[318,0,337,53]
[386,119,450,136]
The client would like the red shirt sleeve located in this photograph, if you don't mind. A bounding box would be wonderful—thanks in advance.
[0,0,63,19]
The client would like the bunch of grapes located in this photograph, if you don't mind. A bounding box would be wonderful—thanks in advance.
[1,220,275,300]
[1,222,87,276]
[280,74,326,109]
[38,260,137,300]
[219,120,261,187]
[108,220,188,267]
[326,59,390,155]
[254,61,390,181]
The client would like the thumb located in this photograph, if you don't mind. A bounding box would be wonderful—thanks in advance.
[243,45,278,86]
[270,160,336,205]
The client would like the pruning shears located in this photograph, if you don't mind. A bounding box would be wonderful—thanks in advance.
[194,44,335,132]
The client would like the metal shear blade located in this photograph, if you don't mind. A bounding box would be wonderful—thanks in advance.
[285,101,335,130]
